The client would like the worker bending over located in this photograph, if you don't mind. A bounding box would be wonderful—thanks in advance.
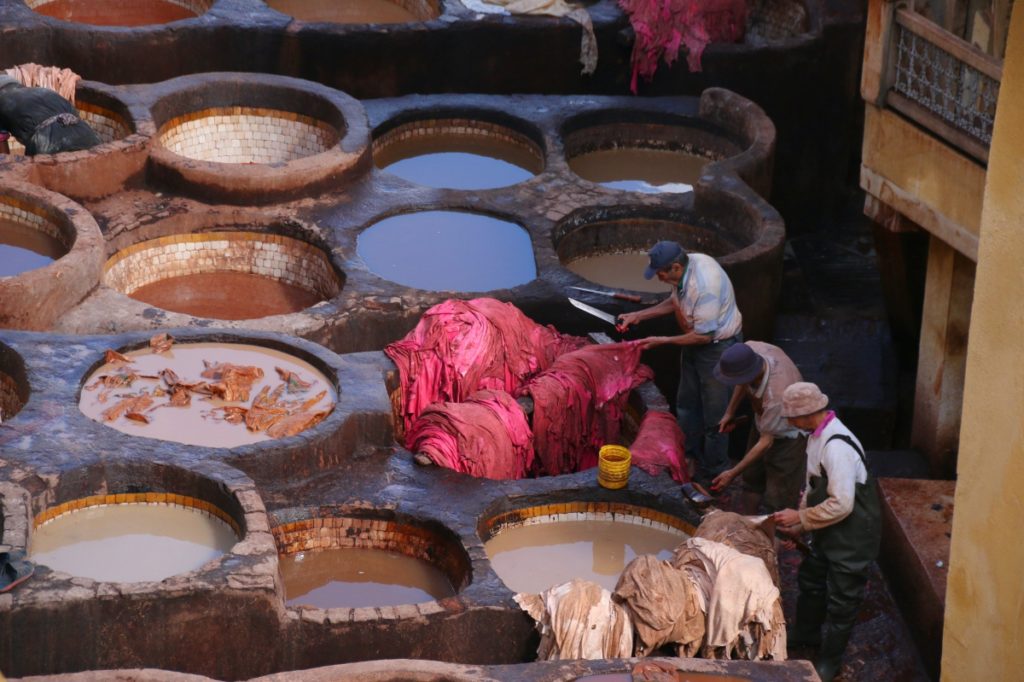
[0,75,100,156]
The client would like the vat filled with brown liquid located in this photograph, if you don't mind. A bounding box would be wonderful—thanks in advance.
[565,251,673,295]
[485,518,688,593]
[30,502,238,582]
[128,272,324,320]
[266,0,430,23]
[375,132,540,189]
[32,0,202,26]
[358,211,536,291]
[567,148,708,194]
[0,217,65,278]
[280,547,456,608]
[79,342,336,448]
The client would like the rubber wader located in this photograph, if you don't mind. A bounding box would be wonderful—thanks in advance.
[794,433,881,682]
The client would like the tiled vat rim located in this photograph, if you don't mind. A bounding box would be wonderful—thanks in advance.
[33,492,242,538]
[103,231,340,299]
[373,118,544,165]
[25,0,213,13]
[6,101,130,156]
[273,516,469,588]
[157,107,339,165]
[483,501,697,540]
[0,195,68,247]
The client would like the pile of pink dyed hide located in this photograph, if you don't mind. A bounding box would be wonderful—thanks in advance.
[618,0,747,91]
[389,298,687,480]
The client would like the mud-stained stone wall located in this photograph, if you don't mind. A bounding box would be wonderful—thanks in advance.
[374,118,545,171]
[746,0,810,43]
[103,232,341,301]
[158,108,339,164]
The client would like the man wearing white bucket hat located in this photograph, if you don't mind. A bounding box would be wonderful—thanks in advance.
[772,382,880,682]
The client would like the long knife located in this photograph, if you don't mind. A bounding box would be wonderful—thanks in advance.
[568,297,618,326]
[568,286,643,303]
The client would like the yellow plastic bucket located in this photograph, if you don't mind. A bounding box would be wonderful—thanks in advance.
[598,445,631,489]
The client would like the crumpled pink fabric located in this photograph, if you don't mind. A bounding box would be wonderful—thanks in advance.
[618,0,748,91]
[518,342,654,476]
[406,389,535,480]
[629,410,689,483]
[386,298,587,440]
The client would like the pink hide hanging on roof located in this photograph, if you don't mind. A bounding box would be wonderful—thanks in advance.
[629,410,690,483]
[618,0,748,92]
[517,341,654,477]
[407,389,536,480]
[385,297,587,439]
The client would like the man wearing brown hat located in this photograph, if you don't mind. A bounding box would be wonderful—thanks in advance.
[709,341,806,513]
[772,382,881,682]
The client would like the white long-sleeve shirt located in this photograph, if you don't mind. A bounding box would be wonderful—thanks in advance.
[798,413,868,531]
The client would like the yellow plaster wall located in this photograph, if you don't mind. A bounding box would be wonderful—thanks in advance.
[862,104,986,236]
[941,4,1024,679]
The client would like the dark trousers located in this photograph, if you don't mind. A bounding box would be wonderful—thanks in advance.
[796,540,870,634]
[675,335,739,478]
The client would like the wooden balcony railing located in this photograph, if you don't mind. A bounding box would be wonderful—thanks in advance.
[863,0,1002,163]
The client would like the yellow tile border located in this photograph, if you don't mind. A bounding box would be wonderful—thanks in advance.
[34,493,242,538]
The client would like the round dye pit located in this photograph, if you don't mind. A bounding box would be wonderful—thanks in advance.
[29,497,239,582]
[157,107,338,165]
[483,505,691,593]
[568,148,708,194]
[28,0,211,26]
[274,514,470,609]
[79,342,337,448]
[562,117,739,195]
[374,118,543,189]
[103,232,341,320]
[555,210,743,295]
[0,197,70,278]
[267,0,440,24]
[280,548,456,608]
[358,211,536,292]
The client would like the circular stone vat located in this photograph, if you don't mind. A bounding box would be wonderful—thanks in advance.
[0,342,29,423]
[158,107,338,165]
[28,0,211,26]
[79,341,337,448]
[0,184,104,330]
[0,197,68,277]
[358,210,536,292]
[554,208,746,295]
[273,513,470,609]
[374,117,543,189]
[267,0,440,23]
[149,75,370,204]
[563,114,741,194]
[103,231,342,320]
[482,502,692,593]
[29,494,240,582]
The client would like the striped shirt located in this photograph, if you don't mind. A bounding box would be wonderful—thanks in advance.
[671,253,743,341]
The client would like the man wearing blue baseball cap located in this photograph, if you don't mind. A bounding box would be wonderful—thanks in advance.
[618,240,742,483]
